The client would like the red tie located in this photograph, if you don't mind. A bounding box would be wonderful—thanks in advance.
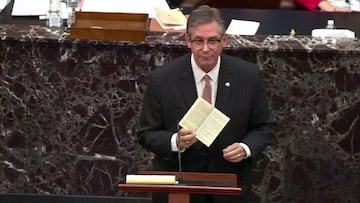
[202,74,212,104]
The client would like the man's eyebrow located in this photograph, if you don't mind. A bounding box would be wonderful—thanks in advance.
[191,36,221,40]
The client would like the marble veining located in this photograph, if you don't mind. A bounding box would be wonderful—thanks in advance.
[0,23,359,202]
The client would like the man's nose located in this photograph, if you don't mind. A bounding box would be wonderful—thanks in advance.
[202,42,210,51]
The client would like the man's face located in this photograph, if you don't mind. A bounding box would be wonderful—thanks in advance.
[185,21,228,72]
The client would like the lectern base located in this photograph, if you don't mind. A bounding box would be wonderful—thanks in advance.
[119,171,242,203]
[168,193,189,203]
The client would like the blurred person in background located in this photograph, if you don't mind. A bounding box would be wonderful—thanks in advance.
[295,0,359,12]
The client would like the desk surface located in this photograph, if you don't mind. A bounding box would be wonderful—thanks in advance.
[217,8,360,36]
[1,0,359,37]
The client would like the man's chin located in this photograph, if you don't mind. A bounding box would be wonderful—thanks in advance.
[199,60,214,67]
[199,63,215,71]
[199,56,213,62]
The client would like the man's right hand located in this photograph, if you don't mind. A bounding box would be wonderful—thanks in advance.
[177,128,197,150]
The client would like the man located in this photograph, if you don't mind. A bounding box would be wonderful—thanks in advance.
[138,5,275,203]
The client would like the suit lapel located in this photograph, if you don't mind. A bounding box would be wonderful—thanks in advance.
[215,55,232,110]
[177,54,233,111]
[178,55,197,109]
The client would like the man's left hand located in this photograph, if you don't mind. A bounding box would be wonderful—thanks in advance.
[222,143,246,163]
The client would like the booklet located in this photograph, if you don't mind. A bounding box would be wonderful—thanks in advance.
[179,97,230,147]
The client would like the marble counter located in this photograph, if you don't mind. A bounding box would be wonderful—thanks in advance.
[0,24,359,202]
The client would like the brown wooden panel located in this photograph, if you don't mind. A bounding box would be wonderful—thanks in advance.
[70,12,149,41]
[138,171,237,187]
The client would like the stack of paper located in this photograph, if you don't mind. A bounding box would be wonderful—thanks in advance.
[11,0,49,16]
[0,0,10,13]
[155,8,186,25]
[80,0,170,18]
[154,7,187,30]
[11,0,68,19]
[225,19,260,36]
[311,29,355,38]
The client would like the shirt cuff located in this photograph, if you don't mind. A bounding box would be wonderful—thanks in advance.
[171,133,185,152]
[239,142,251,158]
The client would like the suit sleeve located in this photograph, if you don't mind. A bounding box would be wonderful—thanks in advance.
[137,70,176,160]
[241,67,275,158]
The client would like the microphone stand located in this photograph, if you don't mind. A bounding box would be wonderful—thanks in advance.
[176,123,183,184]
[177,146,183,184]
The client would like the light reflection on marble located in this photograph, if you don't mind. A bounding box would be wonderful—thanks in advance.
[0,24,359,202]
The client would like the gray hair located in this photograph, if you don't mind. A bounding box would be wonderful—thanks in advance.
[186,5,225,36]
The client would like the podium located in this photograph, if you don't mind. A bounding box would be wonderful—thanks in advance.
[118,171,243,203]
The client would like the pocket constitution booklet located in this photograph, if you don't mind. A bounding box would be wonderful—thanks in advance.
[179,97,230,147]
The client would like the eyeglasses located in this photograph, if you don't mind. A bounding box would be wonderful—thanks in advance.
[190,37,222,49]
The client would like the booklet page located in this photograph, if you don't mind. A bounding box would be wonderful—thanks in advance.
[179,97,230,147]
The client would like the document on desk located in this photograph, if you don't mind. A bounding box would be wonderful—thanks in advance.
[0,0,10,13]
[179,97,230,147]
[81,0,170,18]
[154,7,187,30]
[11,0,49,16]
[225,19,260,35]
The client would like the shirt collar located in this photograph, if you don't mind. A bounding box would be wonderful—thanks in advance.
[191,54,220,84]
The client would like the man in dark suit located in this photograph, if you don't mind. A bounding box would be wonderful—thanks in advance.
[138,5,275,203]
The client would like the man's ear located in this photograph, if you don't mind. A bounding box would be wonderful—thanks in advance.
[221,33,229,47]
[184,33,192,48]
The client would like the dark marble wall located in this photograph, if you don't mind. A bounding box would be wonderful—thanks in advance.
[1,25,359,202]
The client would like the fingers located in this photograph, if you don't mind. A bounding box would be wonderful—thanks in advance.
[224,152,245,163]
[177,128,196,150]
[223,143,246,163]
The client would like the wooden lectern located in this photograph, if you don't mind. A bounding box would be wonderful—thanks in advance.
[118,171,243,203]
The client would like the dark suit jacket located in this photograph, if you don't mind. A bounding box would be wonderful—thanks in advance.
[138,53,275,202]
